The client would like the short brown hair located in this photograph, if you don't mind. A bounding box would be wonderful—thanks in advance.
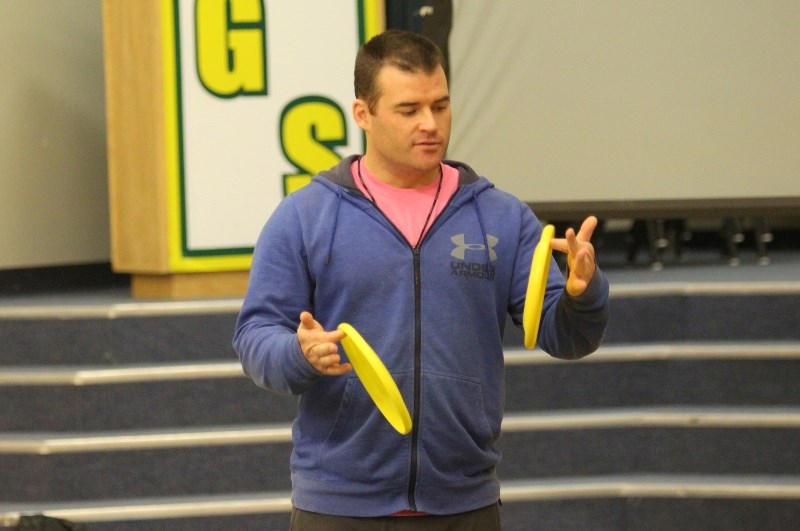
[354,29,446,113]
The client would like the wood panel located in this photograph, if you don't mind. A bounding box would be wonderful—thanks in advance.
[103,0,168,273]
[131,270,250,300]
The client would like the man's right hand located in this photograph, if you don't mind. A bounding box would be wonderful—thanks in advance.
[297,311,352,376]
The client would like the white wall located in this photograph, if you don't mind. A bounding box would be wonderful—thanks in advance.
[0,0,108,269]
[448,0,800,204]
[1,1,797,272]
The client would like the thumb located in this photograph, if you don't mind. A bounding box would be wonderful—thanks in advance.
[298,311,319,331]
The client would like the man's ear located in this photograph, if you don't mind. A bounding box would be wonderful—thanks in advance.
[352,98,370,130]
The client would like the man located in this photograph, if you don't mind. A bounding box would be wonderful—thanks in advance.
[234,29,609,529]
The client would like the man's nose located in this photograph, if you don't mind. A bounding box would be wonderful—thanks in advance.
[418,108,438,131]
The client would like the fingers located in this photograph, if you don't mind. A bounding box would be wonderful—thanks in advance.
[550,216,598,255]
[545,217,598,297]
[576,216,598,242]
[298,311,344,343]
[298,311,320,331]
[549,236,568,255]
[565,227,579,257]
[306,342,352,376]
[297,311,350,376]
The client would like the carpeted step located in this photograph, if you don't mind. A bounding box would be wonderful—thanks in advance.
[0,312,240,365]
[3,422,798,504]
[504,292,800,347]
[0,378,295,431]
[3,343,799,431]
[0,443,292,503]
[504,355,800,412]
[496,427,800,480]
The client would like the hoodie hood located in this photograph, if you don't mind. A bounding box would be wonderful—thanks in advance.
[316,155,493,201]
[314,155,496,263]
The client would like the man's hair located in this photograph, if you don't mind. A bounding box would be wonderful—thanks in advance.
[354,29,446,113]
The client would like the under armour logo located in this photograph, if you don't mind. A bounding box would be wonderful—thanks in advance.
[450,234,498,261]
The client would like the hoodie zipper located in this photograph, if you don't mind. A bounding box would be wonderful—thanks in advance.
[405,194,460,512]
[349,192,421,511]
[350,186,461,512]
[407,246,423,511]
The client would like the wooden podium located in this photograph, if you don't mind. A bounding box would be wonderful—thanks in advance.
[103,1,248,299]
[102,1,383,299]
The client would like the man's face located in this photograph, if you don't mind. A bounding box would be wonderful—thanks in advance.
[354,64,451,186]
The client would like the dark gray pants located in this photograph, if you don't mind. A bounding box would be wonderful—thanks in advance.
[290,502,501,530]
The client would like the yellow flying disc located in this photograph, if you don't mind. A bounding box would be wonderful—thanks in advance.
[337,323,412,435]
[522,224,555,350]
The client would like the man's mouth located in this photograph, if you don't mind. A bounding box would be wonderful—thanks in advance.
[415,140,441,148]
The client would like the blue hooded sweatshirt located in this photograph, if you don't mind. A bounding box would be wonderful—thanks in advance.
[233,155,609,517]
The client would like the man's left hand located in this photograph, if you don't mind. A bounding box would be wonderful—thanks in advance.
[550,216,598,297]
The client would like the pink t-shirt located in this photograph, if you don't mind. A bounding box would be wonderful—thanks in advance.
[350,159,459,247]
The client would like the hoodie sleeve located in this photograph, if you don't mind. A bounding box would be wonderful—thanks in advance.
[540,266,610,359]
[232,195,322,395]
[512,207,610,360]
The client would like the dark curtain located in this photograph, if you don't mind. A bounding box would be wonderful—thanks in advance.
[385,1,453,80]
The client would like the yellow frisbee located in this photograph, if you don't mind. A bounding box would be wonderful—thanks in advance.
[522,224,555,350]
[337,323,412,435]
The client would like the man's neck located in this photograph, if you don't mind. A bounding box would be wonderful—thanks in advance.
[360,155,440,189]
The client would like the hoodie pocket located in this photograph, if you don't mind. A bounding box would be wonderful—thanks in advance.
[316,374,410,484]
[416,372,500,485]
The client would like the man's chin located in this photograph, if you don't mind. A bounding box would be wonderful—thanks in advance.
[411,161,443,177]
[412,150,444,168]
